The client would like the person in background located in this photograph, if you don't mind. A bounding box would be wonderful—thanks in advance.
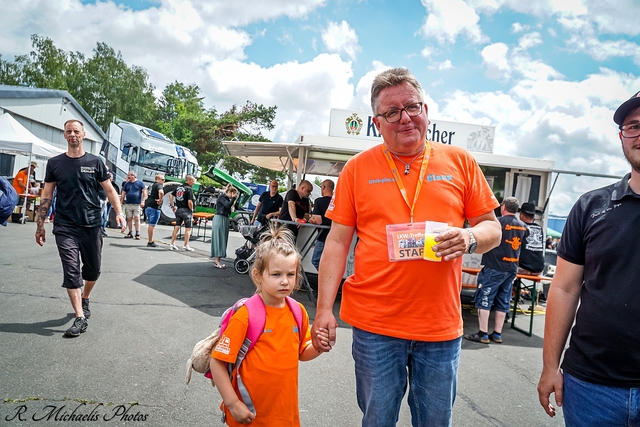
[0,176,18,226]
[35,119,125,338]
[12,161,38,211]
[250,180,283,226]
[101,169,118,232]
[210,184,238,269]
[120,170,147,240]
[464,197,528,344]
[169,175,196,252]
[311,67,501,426]
[537,90,640,426]
[308,179,334,270]
[278,180,312,239]
[144,174,164,247]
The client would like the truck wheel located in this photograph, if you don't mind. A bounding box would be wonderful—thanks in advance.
[159,182,181,225]
[234,258,250,274]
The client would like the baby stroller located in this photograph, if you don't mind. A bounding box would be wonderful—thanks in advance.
[234,223,269,274]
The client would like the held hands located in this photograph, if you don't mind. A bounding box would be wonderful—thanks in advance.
[227,400,255,424]
[311,311,338,353]
[432,228,469,261]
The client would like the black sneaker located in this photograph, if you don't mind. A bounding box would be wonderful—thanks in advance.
[82,298,91,319]
[65,317,88,337]
[147,241,157,247]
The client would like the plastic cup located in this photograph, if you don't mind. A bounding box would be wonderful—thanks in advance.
[423,233,441,262]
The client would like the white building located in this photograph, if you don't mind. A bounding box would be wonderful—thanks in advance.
[0,85,105,180]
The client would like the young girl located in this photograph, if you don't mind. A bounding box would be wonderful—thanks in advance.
[210,225,329,426]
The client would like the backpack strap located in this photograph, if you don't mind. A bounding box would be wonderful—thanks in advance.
[285,296,305,343]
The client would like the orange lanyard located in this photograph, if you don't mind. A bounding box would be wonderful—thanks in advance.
[382,141,431,223]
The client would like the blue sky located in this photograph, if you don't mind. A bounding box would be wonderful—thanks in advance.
[2,0,640,214]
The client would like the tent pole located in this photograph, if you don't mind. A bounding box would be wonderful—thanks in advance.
[21,152,32,224]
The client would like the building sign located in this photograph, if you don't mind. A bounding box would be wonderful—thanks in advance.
[329,108,495,154]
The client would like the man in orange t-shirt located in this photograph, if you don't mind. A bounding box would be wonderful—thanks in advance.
[311,68,501,427]
[12,161,37,210]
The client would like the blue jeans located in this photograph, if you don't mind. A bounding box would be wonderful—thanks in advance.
[563,372,640,426]
[474,267,515,313]
[311,240,324,270]
[352,327,461,427]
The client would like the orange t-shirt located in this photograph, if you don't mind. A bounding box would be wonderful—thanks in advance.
[326,143,498,341]
[12,169,28,195]
[211,301,312,427]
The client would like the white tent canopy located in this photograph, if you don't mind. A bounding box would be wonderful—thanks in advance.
[0,112,65,223]
[0,113,65,158]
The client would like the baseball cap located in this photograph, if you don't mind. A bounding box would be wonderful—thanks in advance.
[613,91,640,126]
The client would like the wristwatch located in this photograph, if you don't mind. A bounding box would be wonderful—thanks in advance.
[466,229,477,254]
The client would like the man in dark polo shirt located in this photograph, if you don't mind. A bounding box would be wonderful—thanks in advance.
[517,202,545,276]
[250,180,283,226]
[537,91,640,426]
[35,120,125,338]
[278,179,312,239]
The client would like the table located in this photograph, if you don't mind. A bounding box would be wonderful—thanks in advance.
[270,219,331,304]
[462,267,552,337]
[192,212,214,242]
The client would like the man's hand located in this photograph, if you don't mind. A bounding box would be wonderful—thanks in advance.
[537,368,563,417]
[35,223,46,246]
[311,309,338,353]
[433,228,468,261]
[115,213,126,232]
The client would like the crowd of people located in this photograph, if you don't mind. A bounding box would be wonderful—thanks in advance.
[12,67,638,427]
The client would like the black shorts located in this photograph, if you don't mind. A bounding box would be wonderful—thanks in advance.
[53,224,103,289]
[174,208,193,228]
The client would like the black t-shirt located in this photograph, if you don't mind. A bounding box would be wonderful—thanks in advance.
[257,191,283,217]
[145,182,164,209]
[559,174,640,387]
[171,184,195,211]
[279,189,310,222]
[44,153,109,227]
[311,196,332,242]
[519,221,545,273]
[481,214,528,273]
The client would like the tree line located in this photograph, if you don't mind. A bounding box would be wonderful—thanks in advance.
[0,35,283,183]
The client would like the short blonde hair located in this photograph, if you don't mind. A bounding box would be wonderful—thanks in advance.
[250,225,302,292]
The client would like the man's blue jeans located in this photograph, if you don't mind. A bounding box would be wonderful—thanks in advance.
[563,372,640,426]
[352,327,461,427]
[311,240,324,270]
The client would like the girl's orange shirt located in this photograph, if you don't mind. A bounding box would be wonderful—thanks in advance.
[212,302,312,427]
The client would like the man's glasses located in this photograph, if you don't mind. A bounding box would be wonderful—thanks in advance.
[621,123,640,138]
[377,102,423,123]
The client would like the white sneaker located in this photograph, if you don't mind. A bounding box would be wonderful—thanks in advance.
[169,244,178,251]
[183,245,194,252]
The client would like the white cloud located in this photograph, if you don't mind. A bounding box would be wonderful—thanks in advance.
[427,59,453,71]
[419,0,487,45]
[321,21,361,61]
[517,32,543,50]
[481,43,511,80]
[511,22,529,33]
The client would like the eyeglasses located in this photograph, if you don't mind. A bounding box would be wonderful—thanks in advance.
[620,123,640,138]
[377,102,424,123]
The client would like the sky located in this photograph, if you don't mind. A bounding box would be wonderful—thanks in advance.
[2,0,640,215]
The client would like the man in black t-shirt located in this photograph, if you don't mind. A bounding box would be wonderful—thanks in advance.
[308,179,334,270]
[250,180,283,226]
[538,91,640,425]
[278,180,312,238]
[517,202,545,275]
[464,197,527,344]
[144,174,165,247]
[168,175,196,251]
[35,119,125,338]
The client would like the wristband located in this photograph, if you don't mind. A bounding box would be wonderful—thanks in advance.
[116,213,125,218]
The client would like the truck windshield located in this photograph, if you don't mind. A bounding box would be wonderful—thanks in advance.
[137,149,173,172]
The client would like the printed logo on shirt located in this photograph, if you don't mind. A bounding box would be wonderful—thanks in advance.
[293,326,299,333]
[505,236,522,250]
[80,166,96,174]
[426,174,453,182]
[263,328,272,333]
[214,336,231,355]
[175,187,185,201]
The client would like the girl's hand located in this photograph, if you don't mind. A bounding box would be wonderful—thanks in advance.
[315,327,331,349]
[227,400,255,424]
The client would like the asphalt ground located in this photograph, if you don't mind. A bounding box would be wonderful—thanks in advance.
[0,220,565,426]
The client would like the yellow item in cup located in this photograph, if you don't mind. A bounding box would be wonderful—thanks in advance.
[423,233,441,262]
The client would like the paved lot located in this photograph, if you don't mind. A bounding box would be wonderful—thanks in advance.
[0,220,564,426]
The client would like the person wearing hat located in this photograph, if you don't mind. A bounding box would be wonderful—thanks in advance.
[517,202,545,277]
[538,92,640,425]
[464,196,528,344]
